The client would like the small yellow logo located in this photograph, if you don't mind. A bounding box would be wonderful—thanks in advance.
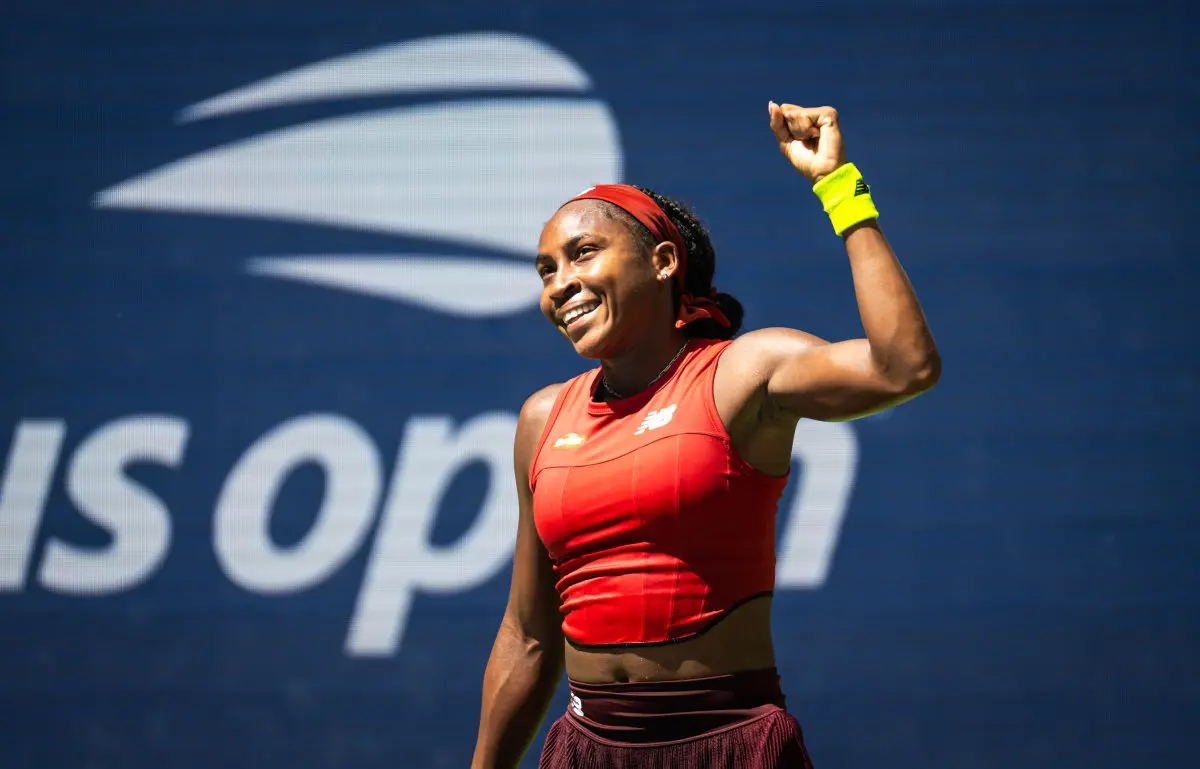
[553,433,586,449]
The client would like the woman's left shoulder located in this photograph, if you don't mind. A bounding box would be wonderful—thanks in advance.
[709,329,830,433]
[724,327,829,368]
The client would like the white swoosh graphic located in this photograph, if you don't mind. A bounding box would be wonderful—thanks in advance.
[248,255,541,316]
[94,34,623,318]
[93,99,621,256]
[179,32,593,122]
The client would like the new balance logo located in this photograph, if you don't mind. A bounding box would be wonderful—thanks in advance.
[634,404,677,435]
[854,179,870,196]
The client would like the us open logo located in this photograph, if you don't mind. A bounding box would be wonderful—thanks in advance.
[92,32,624,318]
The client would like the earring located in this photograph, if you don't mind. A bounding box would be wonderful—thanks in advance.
[659,271,670,281]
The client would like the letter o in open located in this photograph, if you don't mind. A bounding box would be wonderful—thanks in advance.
[214,415,383,593]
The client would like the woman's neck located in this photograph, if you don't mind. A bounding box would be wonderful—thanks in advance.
[599,332,690,400]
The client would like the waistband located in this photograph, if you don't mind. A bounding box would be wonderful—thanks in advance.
[565,667,787,745]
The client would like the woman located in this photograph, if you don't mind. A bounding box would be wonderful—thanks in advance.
[470,102,940,768]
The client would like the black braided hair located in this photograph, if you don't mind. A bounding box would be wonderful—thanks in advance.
[635,188,744,340]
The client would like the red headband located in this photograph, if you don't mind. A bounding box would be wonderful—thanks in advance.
[565,184,731,330]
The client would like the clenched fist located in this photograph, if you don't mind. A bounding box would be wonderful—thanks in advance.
[768,102,847,185]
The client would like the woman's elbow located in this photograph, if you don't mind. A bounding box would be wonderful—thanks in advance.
[911,350,941,393]
[884,349,941,398]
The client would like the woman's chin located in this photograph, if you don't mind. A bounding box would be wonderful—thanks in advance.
[567,323,612,360]
[570,337,605,360]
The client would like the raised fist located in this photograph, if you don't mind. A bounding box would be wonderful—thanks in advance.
[768,102,847,184]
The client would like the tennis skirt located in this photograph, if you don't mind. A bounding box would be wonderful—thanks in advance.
[538,667,814,769]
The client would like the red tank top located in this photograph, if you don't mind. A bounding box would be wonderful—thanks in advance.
[529,338,790,648]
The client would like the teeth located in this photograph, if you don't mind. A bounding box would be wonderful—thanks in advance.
[563,303,598,324]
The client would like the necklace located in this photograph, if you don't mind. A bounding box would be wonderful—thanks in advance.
[601,340,690,400]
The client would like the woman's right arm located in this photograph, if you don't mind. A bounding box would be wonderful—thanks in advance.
[470,384,566,769]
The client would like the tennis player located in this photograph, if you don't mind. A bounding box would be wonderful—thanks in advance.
[470,102,941,768]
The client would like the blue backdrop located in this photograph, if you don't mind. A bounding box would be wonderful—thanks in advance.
[1,1,1196,767]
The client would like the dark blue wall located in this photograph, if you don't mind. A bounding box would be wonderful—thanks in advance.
[1,1,1195,767]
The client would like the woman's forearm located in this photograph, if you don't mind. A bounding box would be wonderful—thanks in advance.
[842,220,941,389]
[471,618,564,769]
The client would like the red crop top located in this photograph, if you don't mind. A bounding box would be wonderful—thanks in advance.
[529,338,790,648]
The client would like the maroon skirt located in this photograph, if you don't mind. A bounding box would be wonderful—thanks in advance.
[538,668,814,769]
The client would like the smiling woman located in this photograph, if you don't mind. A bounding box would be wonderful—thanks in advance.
[471,102,941,769]
[536,184,742,371]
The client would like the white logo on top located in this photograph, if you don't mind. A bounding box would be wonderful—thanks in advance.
[570,693,584,717]
[634,404,677,435]
[91,32,624,318]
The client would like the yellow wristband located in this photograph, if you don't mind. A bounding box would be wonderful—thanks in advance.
[812,163,879,236]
